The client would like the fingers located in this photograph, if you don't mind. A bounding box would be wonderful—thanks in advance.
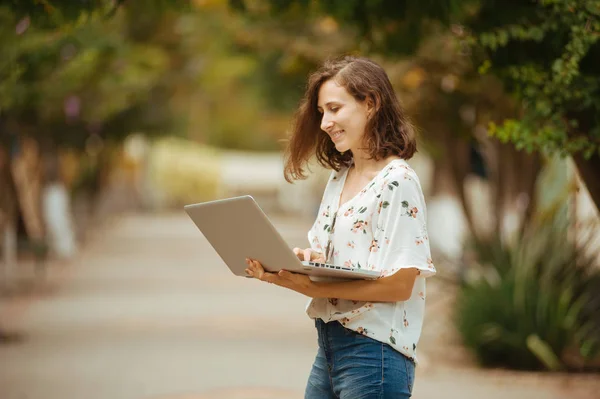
[243,259,305,292]
[308,249,325,262]
[245,258,263,280]
[246,259,278,284]
[303,248,313,262]
[294,247,320,262]
[293,247,306,261]
[313,252,326,262]
[295,248,324,262]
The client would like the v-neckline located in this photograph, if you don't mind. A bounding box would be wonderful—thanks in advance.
[334,158,404,213]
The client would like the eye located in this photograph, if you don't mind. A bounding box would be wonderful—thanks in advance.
[329,106,339,113]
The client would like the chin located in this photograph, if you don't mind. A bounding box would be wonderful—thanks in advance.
[334,142,350,153]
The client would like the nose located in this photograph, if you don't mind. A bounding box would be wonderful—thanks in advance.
[320,113,333,132]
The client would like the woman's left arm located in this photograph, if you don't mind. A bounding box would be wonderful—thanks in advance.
[245,259,418,302]
[310,267,419,302]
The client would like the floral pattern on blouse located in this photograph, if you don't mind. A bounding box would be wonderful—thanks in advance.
[306,159,436,363]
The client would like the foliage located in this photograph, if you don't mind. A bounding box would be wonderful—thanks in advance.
[248,0,600,159]
[230,0,470,55]
[2,0,347,153]
[5,1,188,27]
[182,1,355,150]
[231,1,548,239]
[389,33,546,240]
[6,0,117,28]
[0,1,190,150]
[456,204,600,371]
[239,0,600,213]
[469,0,600,159]
[176,6,282,151]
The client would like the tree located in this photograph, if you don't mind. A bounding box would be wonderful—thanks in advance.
[1,1,190,148]
[467,0,600,210]
[232,0,600,212]
[391,35,543,241]
[0,1,190,260]
[228,0,544,245]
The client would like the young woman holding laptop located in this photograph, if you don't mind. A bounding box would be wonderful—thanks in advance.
[245,56,436,398]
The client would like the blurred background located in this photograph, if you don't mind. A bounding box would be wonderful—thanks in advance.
[0,1,599,398]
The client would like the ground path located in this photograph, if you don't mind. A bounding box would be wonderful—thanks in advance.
[1,213,598,399]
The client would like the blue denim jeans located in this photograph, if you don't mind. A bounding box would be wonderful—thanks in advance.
[305,319,415,398]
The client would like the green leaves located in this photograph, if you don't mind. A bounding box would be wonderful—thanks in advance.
[526,335,563,371]
[488,116,600,159]
[241,0,468,55]
[476,0,600,159]
[456,205,600,371]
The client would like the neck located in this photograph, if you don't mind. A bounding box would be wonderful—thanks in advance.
[351,154,374,174]
[350,151,399,175]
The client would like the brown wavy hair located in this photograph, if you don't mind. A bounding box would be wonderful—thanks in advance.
[283,55,417,182]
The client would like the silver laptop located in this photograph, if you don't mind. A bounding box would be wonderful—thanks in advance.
[184,195,380,280]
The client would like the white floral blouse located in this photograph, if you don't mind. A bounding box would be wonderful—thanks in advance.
[306,158,436,363]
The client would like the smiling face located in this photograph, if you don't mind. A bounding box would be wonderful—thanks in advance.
[284,56,418,183]
[317,79,371,154]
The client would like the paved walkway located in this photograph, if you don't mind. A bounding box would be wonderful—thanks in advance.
[1,213,598,399]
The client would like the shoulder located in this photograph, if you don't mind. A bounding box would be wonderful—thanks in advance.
[381,161,421,189]
[376,162,427,216]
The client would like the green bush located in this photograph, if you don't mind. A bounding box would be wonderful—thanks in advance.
[456,211,600,371]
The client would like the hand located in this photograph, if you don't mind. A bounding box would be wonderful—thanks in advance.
[245,258,314,296]
[292,247,326,263]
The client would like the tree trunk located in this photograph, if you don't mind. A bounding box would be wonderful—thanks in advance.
[573,153,600,213]
[11,137,45,241]
[448,139,479,239]
[0,144,18,285]
[518,152,542,232]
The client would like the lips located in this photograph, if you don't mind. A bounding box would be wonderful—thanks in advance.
[331,130,344,142]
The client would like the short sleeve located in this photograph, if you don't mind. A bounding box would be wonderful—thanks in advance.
[367,170,436,278]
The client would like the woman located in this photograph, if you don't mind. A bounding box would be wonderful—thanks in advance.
[245,56,436,398]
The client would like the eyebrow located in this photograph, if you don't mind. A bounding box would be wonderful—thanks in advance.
[317,101,340,110]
